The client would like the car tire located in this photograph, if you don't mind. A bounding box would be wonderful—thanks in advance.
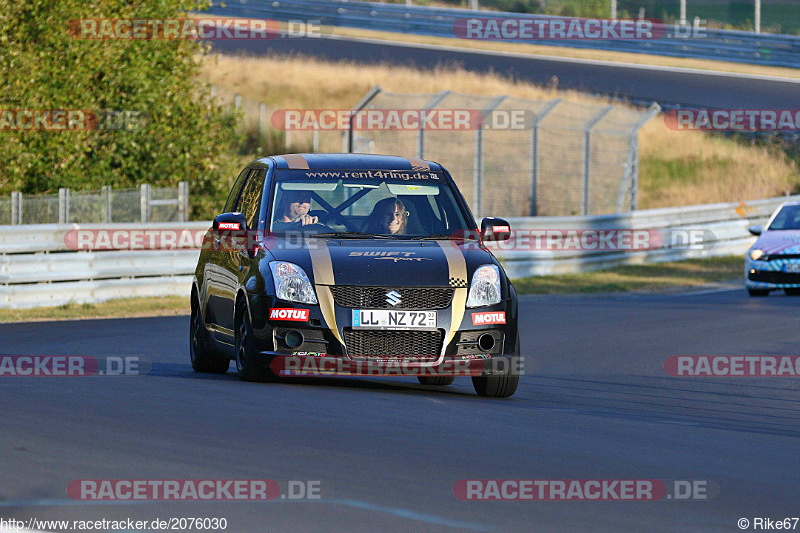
[235,301,275,382]
[190,296,230,374]
[472,334,520,398]
[784,288,800,296]
[417,375,455,386]
[748,289,770,297]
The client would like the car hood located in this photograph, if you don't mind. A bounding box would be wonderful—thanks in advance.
[263,237,494,287]
[753,230,800,255]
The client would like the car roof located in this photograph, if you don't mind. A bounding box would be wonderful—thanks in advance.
[258,153,444,173]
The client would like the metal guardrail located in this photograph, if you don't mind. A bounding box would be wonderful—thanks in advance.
[491,195,799,277]
[2,196,796,308]
[207,0,800,68]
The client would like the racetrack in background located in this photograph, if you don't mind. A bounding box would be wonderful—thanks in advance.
[206,34,800,110]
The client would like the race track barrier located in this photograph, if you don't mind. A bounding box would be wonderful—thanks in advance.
[208,0,800,69]
[1,195,797,308]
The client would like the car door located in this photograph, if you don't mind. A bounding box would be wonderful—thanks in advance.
[206,167,251,343]
[217,168,268,338]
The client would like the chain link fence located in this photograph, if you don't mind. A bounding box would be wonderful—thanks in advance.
[209,85,659,217]
[344,88,659,217]
[0,183,189,225]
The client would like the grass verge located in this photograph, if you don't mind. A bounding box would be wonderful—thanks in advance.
[201,53,800,210]
[513,256,742,294]
[0,296,190,323]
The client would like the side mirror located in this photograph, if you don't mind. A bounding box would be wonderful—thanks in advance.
[748,225,762,236]
[213,213,256,258]
[213,212,247,232]
[481,217,511,242]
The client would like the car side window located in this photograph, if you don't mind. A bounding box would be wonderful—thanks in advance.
[237,169,267,229]
[224,168,250,213]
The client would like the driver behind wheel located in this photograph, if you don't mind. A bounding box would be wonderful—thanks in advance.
[277,191,318,226]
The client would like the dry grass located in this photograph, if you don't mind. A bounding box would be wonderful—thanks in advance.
[513,256,742,293]
[200,53,800,208]
[0,296,189,323]
[638,121,799,207]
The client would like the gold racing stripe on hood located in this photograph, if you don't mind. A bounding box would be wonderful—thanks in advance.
[307,238,343,344]
[282,154,309,169]
[437,241,468,352]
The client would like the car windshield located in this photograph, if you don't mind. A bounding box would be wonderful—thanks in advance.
[768,205,800,231]
[268,169,474,238]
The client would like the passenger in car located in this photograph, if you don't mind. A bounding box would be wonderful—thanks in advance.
[365,197,408,235]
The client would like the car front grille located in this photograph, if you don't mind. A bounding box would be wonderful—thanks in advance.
[749,270,800,284]
[331,286,454,309]
[343,328,443,358]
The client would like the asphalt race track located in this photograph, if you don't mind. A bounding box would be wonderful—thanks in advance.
[207,34,800,110]
[1,288,799,532]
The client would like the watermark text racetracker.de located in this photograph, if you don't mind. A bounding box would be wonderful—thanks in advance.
[0,356,142,376]
[67,479,322,501]
[665,356,800,377]
[665,109,800,132]
[271,109,535,131]
[453,17,706,41]
[67,18,323,40]
[0,109,148,131]
[62,227,716,253]
[453,479,717,500]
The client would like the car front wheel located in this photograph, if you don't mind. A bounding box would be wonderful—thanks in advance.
[235,303,275,382]
[748,288,770,297]
[190,297,229,374]
[472,334,520,398]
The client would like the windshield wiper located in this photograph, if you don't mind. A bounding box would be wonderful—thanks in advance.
[410,234,480,241]
[311,232,395,239]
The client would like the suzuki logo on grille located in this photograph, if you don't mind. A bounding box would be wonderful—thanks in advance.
[385,290,402,306]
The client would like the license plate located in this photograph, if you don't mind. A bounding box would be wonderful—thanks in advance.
[352,310,437,330]
[783,263,800,273]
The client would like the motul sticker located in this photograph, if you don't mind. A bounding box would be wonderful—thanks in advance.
[269,308,310,321]
[472,311,505,325]
[218,222,240,230]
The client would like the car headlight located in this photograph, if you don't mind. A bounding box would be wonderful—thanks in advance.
[750,249,765,261]
[466,264,502,308]
[269,262,318,304]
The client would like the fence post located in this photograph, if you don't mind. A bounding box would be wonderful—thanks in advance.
[58,188,70,224]
[529,98,561,216]
[755,0,761,33]
[102,185,112,223]
[473,95,507,219]
[140,184,151,223]
[178,181,189,222]
[348,85,382,153]
[259,102,267,141]
[11,192,20,225]
[234,93,241,110]
[618,102,660,212]
[419,91,450,159]
[582,105,613,216]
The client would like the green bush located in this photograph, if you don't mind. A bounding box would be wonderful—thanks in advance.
[0,0,242,218]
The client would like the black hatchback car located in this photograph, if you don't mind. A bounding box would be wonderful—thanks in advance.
[190,153,520,397]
